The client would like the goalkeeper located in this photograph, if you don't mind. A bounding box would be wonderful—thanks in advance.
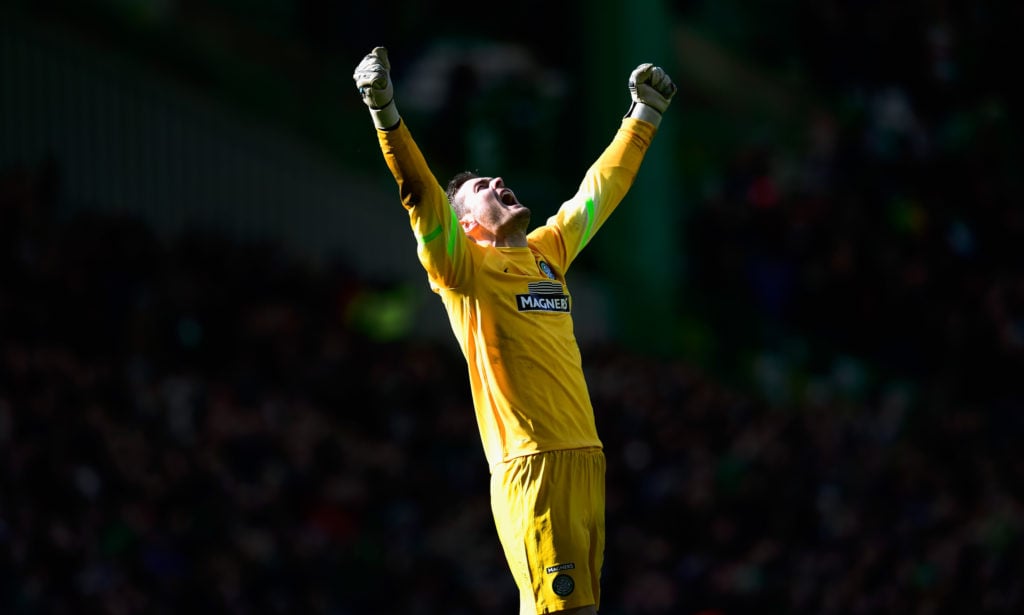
[353,46,675,615]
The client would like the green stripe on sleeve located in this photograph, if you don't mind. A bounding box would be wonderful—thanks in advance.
[577,197,596,253]
[446,207,459,256]
[420,223,443,245]
[417,209,460,258]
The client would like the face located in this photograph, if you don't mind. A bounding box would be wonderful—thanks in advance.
[456,176,530,243]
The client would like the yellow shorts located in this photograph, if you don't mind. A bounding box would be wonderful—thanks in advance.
[490,447,606,615]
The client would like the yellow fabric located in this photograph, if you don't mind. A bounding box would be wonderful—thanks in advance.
[377,118,657,469]
[490,448,606,614]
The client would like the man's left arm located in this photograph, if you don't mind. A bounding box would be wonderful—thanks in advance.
[535,63,677,269]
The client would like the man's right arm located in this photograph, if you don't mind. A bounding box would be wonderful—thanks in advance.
[352,46,473,289]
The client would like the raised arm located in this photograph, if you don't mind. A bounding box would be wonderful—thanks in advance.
[352,46,474,289]
[533,61,678,270]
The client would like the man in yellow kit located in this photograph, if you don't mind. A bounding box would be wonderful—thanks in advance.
[353,46,675,614]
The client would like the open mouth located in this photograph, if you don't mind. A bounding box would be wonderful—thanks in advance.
[499,190,518,206]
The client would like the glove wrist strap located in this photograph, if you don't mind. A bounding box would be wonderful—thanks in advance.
[625,101,662,128]
[370,100,401,131]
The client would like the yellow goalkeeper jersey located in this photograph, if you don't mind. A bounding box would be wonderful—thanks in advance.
[377,117,657,469]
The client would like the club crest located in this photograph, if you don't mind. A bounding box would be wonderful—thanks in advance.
[539,261,556,280]
[552,573,575,597]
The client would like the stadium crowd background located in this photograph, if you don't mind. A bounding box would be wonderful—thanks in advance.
[2,1,1023,613]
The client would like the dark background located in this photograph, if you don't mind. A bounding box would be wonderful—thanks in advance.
[2,1,1023,613]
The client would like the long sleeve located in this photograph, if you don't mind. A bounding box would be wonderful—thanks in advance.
[529,117,657,273]
[376,122,476,290]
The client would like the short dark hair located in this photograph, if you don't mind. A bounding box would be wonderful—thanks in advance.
[446,171,479,217]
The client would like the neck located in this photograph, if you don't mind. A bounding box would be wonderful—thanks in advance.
[482,232,527,248]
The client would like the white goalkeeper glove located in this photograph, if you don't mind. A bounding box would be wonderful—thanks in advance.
[625,63,677,128]
[353,46,400,130]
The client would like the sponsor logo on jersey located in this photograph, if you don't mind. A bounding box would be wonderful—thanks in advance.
[545,562,576,574]
[516,281,570,313]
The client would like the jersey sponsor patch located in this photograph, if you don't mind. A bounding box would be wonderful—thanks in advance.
[545,562,576,574]
[516,281,570,313]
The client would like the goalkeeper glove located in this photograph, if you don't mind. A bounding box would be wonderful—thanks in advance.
[353,46,400,130]
[625,63,676,128]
